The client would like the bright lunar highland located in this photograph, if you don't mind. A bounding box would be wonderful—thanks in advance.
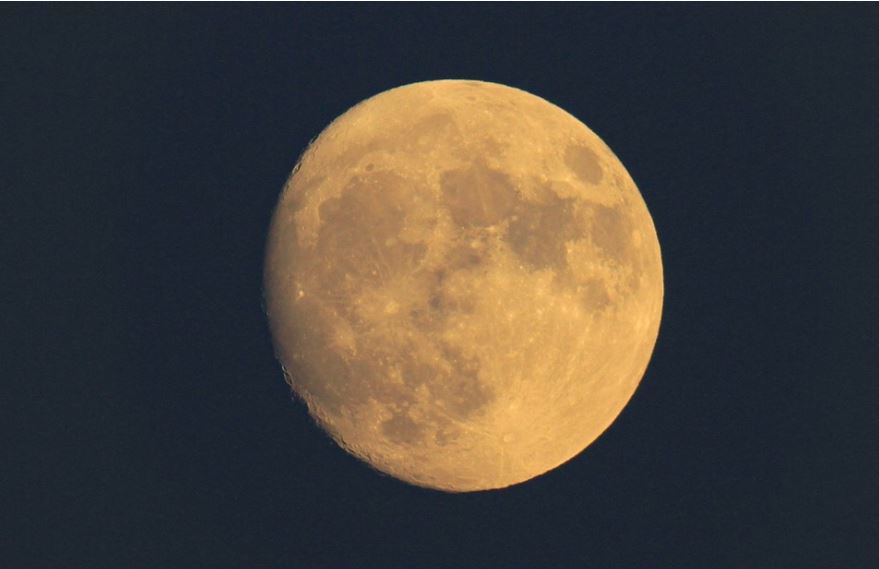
[264,80,663,492]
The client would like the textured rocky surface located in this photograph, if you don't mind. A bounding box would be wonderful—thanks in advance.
[264,80,663,491]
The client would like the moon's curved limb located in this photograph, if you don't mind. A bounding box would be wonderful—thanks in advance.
[264,80,663,492]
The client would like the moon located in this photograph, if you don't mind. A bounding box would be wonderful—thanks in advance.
[264,80,663,492]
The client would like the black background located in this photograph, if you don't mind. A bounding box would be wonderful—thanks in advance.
[5,5,877,568]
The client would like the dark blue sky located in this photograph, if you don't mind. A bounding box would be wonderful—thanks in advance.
[6,5,877,568]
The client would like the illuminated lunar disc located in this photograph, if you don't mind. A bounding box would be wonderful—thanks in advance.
[264,80,663,492]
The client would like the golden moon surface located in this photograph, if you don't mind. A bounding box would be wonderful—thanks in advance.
[264,80,663,492]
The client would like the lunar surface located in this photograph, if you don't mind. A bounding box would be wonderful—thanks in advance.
[264,80,663,492]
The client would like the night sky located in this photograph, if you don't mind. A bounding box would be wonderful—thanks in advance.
[6,5,877,568]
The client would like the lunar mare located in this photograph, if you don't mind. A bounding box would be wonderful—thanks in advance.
[264,80,663,492]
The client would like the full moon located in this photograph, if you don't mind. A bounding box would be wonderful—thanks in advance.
[264,80,663,492]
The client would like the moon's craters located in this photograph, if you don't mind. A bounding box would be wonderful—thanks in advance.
[290,166,501,453]
[265,80,663,492]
